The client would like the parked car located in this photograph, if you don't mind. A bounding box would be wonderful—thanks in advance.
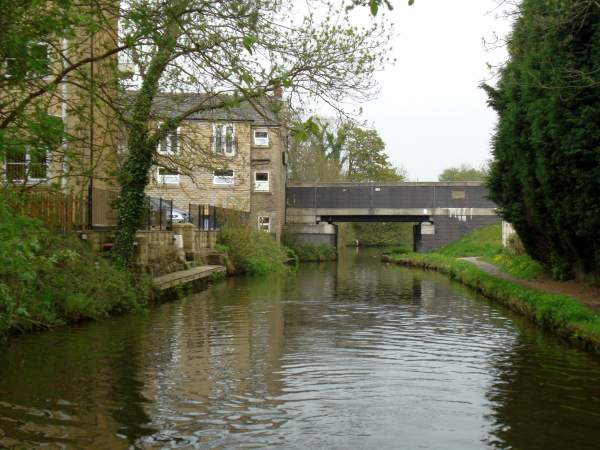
[170,207,189,223]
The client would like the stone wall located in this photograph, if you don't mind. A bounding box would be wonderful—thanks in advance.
[83,225,220,276]
[145,121,252,212]
[249,126,287,241]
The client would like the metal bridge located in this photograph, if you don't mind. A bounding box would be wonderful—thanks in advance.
[285,182,499,252]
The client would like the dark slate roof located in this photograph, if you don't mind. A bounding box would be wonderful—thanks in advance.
[125,91,283,126]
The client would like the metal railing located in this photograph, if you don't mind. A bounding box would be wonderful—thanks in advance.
[188,204,249,230]
[144,196,173,231]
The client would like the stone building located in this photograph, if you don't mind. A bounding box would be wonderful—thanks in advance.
[144,92,288,241]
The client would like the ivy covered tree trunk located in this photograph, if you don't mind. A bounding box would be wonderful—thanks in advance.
[111,50,176,267]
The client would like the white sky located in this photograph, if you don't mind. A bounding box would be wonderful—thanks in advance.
[360,0,514,181]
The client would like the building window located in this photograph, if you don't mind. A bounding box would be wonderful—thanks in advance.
[253,128,269,146]
[5,146,48,182]
[258,216,270,232]
[213,124,235,156]
[156,167,180,184]
[213,169,234,185]
[158,128,179,155]
[254,171,269,191]
[3,41,51,81]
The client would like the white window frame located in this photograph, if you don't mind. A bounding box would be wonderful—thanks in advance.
[4,113,61,183]
[258,215,271,232]
[157,126,180,156]
[213,123,236,157]
[5,146,50,183]
[254,171,269,192]
[253,128,269,146]
[213,169,235,185]
[156,167,180,185]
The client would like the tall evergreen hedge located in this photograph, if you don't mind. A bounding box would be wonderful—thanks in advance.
[484,0,600,279]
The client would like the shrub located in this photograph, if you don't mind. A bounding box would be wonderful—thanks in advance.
[218,226,290,275]
[484,0,600,278]
[0,194,152,337]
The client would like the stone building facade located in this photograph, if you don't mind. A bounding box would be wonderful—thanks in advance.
[144,93,288,241]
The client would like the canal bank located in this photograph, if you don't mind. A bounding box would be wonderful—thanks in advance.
[382,252,600,353]
[2,248,600,449]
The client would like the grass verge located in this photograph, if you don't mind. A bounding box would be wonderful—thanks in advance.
[435,223,543,280]
[0,197,153,338]
[384,252,600,352]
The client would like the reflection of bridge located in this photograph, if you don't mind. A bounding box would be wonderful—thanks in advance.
[284,182,499,252]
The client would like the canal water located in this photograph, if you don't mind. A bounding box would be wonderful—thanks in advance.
[1,249,600,449]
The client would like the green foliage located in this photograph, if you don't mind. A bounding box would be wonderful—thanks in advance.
[0,195,151,337]
[287,244,337,262]
[484,0,600,279]
[218,226,290,276]
[345,124,404,182]
[487,253,544,280]
[435,224,503,259]
[289,118,405,184]
[352,222,412,247]
[390,244,412,254]
[388,253,600,352]
[438,164,488,182]
[434,223,543,280]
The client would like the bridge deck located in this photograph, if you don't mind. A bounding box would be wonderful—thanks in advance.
[286,182,496,212]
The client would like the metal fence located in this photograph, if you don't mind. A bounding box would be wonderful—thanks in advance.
[188,204,249,230]
[145,197,173,231]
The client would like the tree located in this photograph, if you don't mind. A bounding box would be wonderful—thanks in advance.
[438,164,488,182]
[111,0,394,265]
[484,0,600,279]
[288,119,404,183]
[345,123,404,182]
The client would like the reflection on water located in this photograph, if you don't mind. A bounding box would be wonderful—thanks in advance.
[1,249,600,449]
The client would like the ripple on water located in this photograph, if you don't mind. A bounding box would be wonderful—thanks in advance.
[1,250,600,449]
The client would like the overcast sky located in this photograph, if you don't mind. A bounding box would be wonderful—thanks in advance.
[360,0,514,181]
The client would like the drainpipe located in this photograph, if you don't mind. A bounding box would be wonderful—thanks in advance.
[60,38,68,191]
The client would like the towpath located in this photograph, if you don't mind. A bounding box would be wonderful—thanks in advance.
[461,257,600,313]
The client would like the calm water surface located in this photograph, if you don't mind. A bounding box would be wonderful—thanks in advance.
[1,249,600,449]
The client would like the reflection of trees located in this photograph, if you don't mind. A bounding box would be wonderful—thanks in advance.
[485,326,600,449]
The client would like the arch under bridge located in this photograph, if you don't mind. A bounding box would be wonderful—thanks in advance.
[284,182,500,252]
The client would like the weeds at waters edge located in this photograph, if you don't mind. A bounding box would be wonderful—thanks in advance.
[385,253,600,352]
[286,243,337,262]
[0,196,152,338]
[218,227,293,276]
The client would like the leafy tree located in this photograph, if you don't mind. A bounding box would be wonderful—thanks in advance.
[438,164,488,182]
[111,0,394,265]
[288,119,403,183]
[484,0,600,279]
[345,123,404,182]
